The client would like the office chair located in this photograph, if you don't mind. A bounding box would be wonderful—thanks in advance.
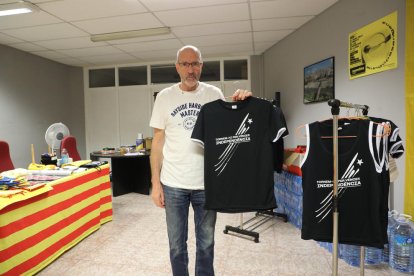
[0,140,15,173]
[61,136,81,161]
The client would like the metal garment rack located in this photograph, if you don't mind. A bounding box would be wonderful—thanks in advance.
[327,99,369,276]
[223,210,288,243]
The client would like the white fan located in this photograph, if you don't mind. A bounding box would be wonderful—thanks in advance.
[45,122,70,153]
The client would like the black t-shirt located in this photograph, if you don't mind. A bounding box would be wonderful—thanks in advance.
[191,97,288,212]
[300,119,386,248]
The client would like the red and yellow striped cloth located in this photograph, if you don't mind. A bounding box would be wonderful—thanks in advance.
[0,165,112,276]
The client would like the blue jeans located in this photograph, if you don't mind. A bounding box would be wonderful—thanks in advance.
[163,184,217,276]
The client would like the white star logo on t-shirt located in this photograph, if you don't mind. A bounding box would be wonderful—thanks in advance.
[357,159,363,166]
[247,118,253,124]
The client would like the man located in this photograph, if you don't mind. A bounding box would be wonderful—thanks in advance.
[149,45,251,276]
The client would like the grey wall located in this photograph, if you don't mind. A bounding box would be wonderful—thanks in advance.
[0,44,85,168]
[250,55,265,98]
[263,0,406,211]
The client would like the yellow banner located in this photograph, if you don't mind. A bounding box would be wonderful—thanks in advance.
[405,1,414,218]
[349,11,398,79]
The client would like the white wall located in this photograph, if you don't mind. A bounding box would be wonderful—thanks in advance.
[83,59,251,155]
[263,0,406,211]
[0,45,85,167]
[84,79,250,154]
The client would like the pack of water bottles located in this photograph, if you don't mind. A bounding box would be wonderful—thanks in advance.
[339,244,383,266]
[317,210,414,272]
[274,171,303,229]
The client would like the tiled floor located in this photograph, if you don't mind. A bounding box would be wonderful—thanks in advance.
[37,193,405,276]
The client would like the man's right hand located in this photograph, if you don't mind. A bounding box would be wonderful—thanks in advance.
[149,128,165,208]
[151,181,165,208]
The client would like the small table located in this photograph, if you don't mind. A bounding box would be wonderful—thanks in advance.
[90,151,151,196]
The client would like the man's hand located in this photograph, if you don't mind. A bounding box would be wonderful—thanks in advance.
[151,181,165,208]
[232,89,253,101]
[150,128,165,208]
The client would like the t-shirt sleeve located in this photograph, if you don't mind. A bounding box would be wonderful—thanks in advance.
[388,120,404,158]
[370,117,405,159]
[270,105,289,142]
[191,105,205,147]
[149,93,166,130]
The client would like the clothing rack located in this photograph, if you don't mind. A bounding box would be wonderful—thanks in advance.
[223,210,288,243]
[328,99,369,276]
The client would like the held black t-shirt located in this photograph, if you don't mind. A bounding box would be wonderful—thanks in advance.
[191,97,288,212]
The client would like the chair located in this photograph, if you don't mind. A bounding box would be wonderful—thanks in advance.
[61,136,81,161]
[0,140,15,173]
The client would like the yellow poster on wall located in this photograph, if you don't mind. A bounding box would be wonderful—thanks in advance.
[349,11,397,79]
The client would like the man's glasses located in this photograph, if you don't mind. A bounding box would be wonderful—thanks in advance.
[178,62,202,68]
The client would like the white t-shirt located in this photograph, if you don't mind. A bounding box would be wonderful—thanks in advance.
[149,82,224,189]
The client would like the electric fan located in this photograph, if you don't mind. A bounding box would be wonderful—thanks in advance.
[44,122,70,154]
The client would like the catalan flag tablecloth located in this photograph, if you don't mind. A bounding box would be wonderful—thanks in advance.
[0,165,113,276]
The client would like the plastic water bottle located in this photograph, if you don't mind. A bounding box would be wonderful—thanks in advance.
[61,148,69,165]
[389,214,414,273]
[383,210,399,263]
[135,133,144,151]
[342,244,360,266]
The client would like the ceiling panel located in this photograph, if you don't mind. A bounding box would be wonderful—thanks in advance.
[80,53,138,65]
[31,50,71,59]
[2,23,89,41]
[181,33,252,47]
[201,43,253,56]
[107,33,176,45]
[72,13,163,34]
[38,0,148,21]
[155,4,249,27]
[116,39,182,52]
[254,30,294,42]
[140,0,245,11]
[57,45,125,57]
[8,42,47,51]
[0,0,338,66]
[173,21,251,38]
[251,0,337,19]
[34,36,107,50]
[54,56,93,67]
[129,49,179,62]
[0,32,23,44]
[0,11,62,30]
[252,16,314,31]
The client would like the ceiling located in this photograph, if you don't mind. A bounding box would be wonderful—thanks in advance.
[0,0,338,67]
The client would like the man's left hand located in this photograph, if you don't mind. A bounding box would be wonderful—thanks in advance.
[232,89,253,101]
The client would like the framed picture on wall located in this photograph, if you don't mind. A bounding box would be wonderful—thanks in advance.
[304,57,335,104]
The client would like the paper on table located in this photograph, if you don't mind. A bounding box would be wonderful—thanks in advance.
[30,170,72,176]
[124,152,144,156]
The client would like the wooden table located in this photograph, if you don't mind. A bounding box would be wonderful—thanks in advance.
[0,165,112,276]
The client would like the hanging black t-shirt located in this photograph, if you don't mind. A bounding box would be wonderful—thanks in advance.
[367,117,404,244]
[300,119,386,248]
[191,97,288,213]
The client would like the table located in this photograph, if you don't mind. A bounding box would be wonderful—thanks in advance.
[90,151,151,196]
[0,165,112,276]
